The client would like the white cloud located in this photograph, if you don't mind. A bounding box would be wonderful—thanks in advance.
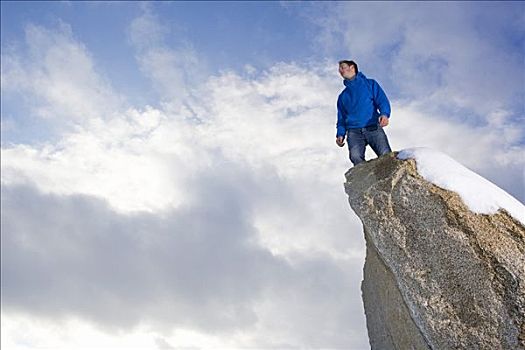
[127,5,169,51]
[1,22,124,126]
[1,107,196,213]
[1,315,180,350]
[127,7,204,109]
[2,29,369,346]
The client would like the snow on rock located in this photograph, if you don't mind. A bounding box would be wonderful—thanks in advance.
[397,147,525,226]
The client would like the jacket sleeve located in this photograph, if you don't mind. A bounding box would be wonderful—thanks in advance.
[336,95,347,137]
[371,80,391,118]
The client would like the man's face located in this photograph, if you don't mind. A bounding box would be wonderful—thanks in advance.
[339,63,355,79]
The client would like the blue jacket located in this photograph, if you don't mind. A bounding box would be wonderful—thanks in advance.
[336,72,391,137]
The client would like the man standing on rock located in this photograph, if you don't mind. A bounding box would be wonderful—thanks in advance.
[336,60,392,166]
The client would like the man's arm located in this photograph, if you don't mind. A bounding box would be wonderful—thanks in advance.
[336,95,346,146]
[371,80,391,125]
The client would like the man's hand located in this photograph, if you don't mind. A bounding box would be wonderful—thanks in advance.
[336,136,345,147]
[379,115,389,127]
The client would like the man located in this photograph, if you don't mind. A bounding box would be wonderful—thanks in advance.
[336,60,392,166]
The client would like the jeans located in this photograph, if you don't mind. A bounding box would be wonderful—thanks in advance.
[347,125,392,166]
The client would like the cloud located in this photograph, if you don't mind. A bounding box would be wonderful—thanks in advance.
[1,173,276,332]
[155,337,175,350]
[126,6,204,109]
[1,179,366,348]
[127,4,169,51]
[1,21,124,126]
[1,61,361,256]
[2,26,369,345]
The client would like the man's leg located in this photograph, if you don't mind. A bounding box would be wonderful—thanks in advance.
[347,129,366,166]
[366,126,392,157]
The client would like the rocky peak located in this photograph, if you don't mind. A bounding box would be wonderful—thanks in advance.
[344,151,525,350]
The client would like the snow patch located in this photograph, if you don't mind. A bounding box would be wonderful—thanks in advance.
[398,147,525,226]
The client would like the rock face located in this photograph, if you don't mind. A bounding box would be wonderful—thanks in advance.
[344,153,525,350]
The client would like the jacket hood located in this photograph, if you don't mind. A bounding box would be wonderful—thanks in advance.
[343,72,367,87]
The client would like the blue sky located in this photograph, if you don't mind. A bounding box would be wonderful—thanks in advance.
[1,1,524,349]
[2,2,318,110]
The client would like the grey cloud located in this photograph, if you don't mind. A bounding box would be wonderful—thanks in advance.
[1,159,368,348]
[2,173,274,331]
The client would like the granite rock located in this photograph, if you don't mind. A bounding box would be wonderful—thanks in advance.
[344,153,525,350]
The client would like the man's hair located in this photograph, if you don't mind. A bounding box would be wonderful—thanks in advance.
[339,60,358,74]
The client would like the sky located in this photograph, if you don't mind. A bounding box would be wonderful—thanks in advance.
[1,1,524,349]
